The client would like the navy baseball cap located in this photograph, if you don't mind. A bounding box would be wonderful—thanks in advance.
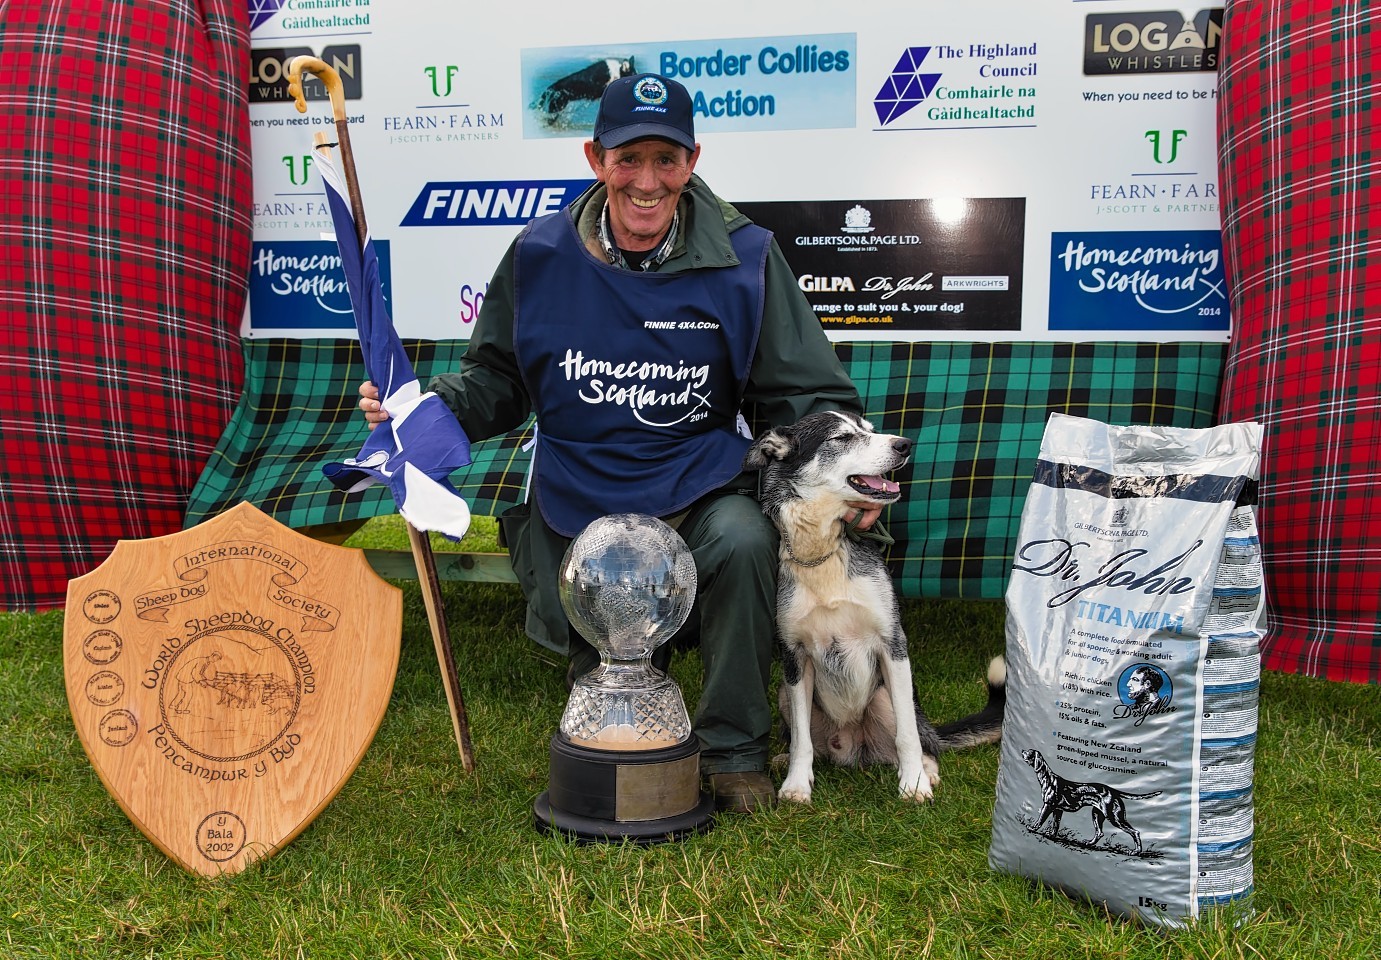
[593,73,696,151]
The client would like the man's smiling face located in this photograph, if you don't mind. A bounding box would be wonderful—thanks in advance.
[585,138,700,252]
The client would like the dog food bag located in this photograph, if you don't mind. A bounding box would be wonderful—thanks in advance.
[989,413,1265,928]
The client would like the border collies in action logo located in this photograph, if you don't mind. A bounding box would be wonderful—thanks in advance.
[532,57,636,127]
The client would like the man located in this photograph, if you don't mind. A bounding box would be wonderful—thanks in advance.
[359,73,871,813]
[1125,665,1167,709]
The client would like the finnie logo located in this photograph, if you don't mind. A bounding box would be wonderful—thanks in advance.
[251,46,362,104]
[633,76,669,106]
[874,47,942,125]
[1084,9,1223,75]
[399,179,594,227]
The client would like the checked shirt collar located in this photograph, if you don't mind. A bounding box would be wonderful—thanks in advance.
[597,201,679,271]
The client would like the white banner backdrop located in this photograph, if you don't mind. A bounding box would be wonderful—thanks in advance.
[243,1,1225,343]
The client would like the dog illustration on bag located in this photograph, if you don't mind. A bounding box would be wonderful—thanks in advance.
[1021,748,1161,855]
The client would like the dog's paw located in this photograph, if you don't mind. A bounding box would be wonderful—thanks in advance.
[778,771,814,804]
[769,752,790,770]
[923,753,941,790]
[897,766,935,802]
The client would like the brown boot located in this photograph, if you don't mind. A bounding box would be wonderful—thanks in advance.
[707,771,777,814]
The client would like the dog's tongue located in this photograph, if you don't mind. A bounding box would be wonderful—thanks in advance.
[856,475,900,494]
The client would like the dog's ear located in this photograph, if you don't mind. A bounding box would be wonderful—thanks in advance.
[742,426,795,470]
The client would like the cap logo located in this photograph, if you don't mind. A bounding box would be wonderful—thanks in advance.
[632,77,669,106]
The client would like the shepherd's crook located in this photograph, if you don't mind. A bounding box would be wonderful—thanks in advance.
[286,56,476,773]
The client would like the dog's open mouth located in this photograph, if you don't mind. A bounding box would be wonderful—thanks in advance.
[848,474,902,502]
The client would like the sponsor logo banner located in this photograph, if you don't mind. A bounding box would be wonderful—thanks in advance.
[249,0,370,34]
[248,239,392,332]
[873,42,1039,131]
[399,180,594,227]
[521,34,856,138]
[1083,9,1222,76]
[1048,230,1228,331]
[735,197,1025,333]
[251,45,362,105]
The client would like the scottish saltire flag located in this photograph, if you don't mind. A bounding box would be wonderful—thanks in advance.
[316,148,473,539]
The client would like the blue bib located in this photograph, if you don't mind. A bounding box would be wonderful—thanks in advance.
[513,208,768,536]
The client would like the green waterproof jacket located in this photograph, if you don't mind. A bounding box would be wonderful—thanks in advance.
[428,173,861,445]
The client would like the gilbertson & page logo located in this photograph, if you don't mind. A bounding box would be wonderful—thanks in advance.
[399,180,594,227]
[380,65,505,146]
[1048,230,1228,331]
[794,205,920,253]
[1084,9,1223,75]
[874,43,1036,128]
[251,45,361,104]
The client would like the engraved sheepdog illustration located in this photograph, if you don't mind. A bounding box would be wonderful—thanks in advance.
[743,411,1005,803]
[531,57,636,124]
[1022,748,1162,854]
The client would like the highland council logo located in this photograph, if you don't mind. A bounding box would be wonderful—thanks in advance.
[247,0,282,32]
[874,47,942,125]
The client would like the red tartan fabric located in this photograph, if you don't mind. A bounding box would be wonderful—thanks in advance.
[1217,2,1381,682]
[0,1,251,610]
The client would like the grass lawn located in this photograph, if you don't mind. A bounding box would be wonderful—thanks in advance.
[1,517,1377,959]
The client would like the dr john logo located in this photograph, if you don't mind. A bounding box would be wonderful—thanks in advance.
[1084,9,1223,75]
[1048,230,1228,332]
[1113,663,1175,725]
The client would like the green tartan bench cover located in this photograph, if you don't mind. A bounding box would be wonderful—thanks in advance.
[185,338,1224,599]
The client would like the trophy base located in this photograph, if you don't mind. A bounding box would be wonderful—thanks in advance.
[533,734,715,843]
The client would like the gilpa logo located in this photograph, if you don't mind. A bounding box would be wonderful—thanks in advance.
[251,45,362,105]
[799,275,855,293]
[1084,9,1223,75]
[400,180,594,227]
[874,47,942,125]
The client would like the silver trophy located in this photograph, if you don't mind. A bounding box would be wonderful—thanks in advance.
[533,514,714,841]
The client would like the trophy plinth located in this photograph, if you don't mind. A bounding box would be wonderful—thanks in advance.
[533,514,714,842]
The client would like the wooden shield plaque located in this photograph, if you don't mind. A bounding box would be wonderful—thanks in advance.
[63,501,402,875]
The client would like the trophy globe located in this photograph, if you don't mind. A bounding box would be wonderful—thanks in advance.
[533,514,714,842]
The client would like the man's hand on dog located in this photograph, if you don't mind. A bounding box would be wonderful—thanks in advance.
[358,381,388,430]
[845,502,883,531]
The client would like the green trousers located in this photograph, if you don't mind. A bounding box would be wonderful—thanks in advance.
[501,486,778,775]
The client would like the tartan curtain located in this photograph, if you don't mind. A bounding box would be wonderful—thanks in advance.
[185,339,1224,601]
[1217,1,1381,682]
[0,1,251,611]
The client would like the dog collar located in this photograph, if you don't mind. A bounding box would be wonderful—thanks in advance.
[780,517,893,566]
